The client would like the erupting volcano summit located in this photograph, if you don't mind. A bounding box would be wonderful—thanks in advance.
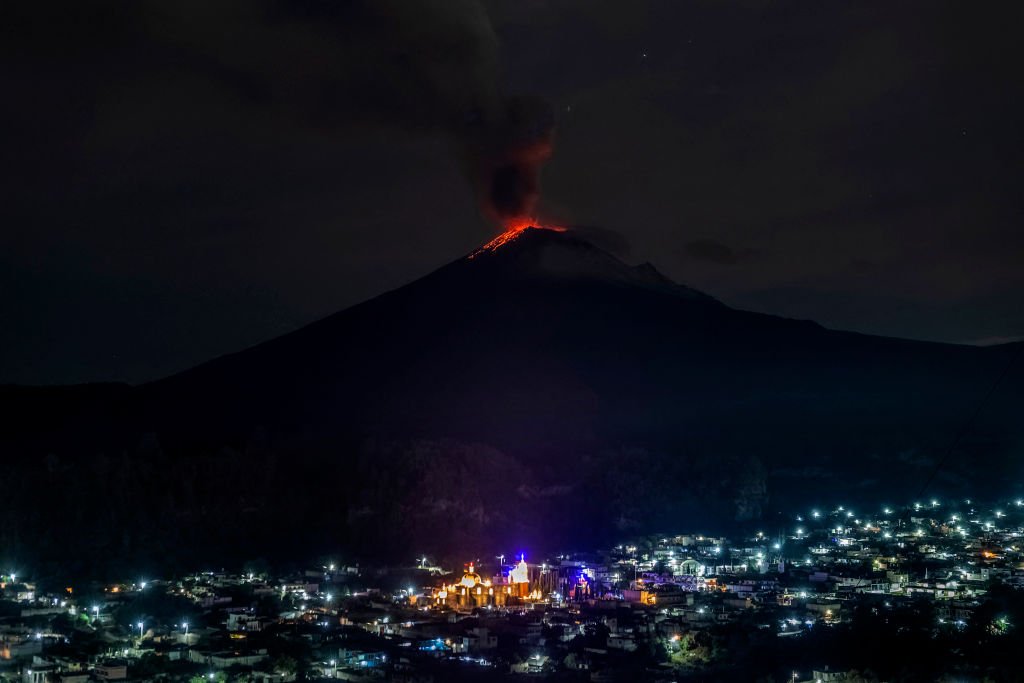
[469,222,567,259]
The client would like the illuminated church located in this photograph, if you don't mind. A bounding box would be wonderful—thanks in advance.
[430,558,543,609]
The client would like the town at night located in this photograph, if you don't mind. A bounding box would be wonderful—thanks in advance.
[4,497,1024,681]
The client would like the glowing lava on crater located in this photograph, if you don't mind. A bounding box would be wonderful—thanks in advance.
[469,219,567,259]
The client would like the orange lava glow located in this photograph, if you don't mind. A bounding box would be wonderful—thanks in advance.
[469,219,567,259]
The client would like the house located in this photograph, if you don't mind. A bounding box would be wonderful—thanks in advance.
[1,636,42,660]
[606,634,637,652]
[462,627,497,652]
[94,661,128,680]
[210,649,269,669]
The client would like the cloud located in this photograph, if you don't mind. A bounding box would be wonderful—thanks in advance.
[682,239,758,266]
[961,336,1024,347]
[564,225,632,257]
[3,0,554,226]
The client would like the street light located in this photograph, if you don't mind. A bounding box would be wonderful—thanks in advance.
[182,621,189,636]
[137,622,144,637]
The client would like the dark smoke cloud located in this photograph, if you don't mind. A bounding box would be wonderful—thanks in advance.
[178,0,553,224]
[4,0,552,226]
[470,96,555,221]
[212,0,556,223]
[268,0,557,222]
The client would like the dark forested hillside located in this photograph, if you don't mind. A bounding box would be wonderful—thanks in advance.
[2,228,1021,576]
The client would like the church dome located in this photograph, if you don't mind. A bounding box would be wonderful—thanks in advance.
[459,563,482,588]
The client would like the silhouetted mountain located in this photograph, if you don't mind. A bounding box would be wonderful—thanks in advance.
[2,228,1021,576]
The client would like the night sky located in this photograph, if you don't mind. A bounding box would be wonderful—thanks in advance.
[2,1,1021,385]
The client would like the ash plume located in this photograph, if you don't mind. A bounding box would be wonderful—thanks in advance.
[5,0,556,226]
[469,96,555,222]
[146,0,555,225]
[322,0,556,223]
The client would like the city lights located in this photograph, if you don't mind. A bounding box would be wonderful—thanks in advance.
[3,493,1020,680]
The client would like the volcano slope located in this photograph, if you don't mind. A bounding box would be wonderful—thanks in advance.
[2,227,1021,573]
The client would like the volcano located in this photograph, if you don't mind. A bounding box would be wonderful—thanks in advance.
[2,227,1022,573]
